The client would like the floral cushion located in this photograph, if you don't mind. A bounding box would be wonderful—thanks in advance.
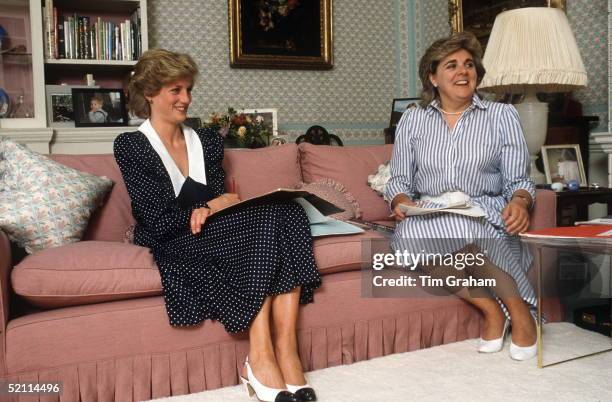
[0,138,113,253]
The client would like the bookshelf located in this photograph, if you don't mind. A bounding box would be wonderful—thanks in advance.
[0,0,147,141]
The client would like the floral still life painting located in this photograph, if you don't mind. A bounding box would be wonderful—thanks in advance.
[203,108,273,148]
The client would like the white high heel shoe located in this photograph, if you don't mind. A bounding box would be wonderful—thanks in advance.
[509,316,538,361]
[478,318,509,353]
[240,357,297,402]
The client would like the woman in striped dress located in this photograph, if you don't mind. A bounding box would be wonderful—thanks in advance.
[385,32,538,360]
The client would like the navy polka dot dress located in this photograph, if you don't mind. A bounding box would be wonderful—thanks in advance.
[114,128,321,333]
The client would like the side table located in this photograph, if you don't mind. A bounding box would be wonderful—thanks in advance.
[552,187,612,226]
[521,227,612,368]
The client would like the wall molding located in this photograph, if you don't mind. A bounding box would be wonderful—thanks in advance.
[1,128,54,154]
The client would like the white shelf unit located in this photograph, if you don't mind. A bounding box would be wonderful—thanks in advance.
[45,59,138,66]
[0,0,147,143]
[0,0,46,129]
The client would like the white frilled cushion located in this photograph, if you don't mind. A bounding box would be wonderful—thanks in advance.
[367,163,390,196]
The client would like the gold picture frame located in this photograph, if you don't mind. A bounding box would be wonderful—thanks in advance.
[228,0,333,70]
[449,0,566,48]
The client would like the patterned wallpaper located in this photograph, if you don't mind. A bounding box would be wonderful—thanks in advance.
[609,0,612,132]
[147,0,608,144]
[148,0,397,144]
[567,0,608,132]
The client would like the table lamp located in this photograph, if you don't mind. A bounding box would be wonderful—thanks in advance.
[478,7,587,184]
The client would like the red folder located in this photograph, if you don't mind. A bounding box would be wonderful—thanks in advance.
[521,225,612,240]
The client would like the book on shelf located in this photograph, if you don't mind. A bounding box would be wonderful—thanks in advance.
[44,6,142,61]
[398,201,485,217]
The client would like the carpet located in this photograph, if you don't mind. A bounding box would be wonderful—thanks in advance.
[150,323,611,402]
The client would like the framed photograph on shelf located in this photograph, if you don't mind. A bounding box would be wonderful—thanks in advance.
[389,98,419,128]
[228,0,333,70]
[71,88,128,127]
[45,85,98,128]
[241,108,278,136]
[541,144,586,187]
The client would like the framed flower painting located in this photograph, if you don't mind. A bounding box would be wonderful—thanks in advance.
[228,0,333,70]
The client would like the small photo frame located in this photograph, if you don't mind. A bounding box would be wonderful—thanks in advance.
[45,85,97,127]
[389,98,419,128]
[241,108,278,135]
[71,88,128,127]
[541,144,587,186]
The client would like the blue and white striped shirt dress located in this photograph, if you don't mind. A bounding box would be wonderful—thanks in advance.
[385,94,537,309]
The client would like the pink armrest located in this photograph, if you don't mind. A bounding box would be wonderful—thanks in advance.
[530,189,556,230]
[0,229,11,375]
[528,190,563,321]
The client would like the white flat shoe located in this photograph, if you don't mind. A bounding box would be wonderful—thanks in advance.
[509,315,538,361]
[240,357,297,402]
[478,318,509,353]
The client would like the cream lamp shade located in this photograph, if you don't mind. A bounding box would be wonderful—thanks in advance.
[479,7,587,185]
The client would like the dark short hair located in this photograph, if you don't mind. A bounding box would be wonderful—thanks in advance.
[418,32,485,106]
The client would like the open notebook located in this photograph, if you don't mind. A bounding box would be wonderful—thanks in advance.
[208,188,363,237]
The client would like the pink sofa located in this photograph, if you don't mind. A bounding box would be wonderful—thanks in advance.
[0,143,558,401]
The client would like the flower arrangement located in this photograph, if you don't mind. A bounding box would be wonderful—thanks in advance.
[204,107,271,148]
[257,0,301,32]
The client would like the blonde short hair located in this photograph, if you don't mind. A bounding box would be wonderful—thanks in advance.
[128,49,198,118]
[418,32,485,107]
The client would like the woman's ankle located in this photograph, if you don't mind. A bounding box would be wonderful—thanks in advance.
[510,312,537,346]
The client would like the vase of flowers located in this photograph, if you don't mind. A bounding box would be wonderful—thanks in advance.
[203,108,271,149]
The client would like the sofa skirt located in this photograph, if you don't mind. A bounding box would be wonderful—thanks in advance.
[3,302,481,402]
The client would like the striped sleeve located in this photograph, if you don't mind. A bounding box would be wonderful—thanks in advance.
[384,109,416,204]
[499,104,536,203]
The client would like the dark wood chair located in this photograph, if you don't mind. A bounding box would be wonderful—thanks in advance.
[295,125,343,146]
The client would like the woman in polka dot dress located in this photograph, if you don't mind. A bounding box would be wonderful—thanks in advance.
[114,49,320,402]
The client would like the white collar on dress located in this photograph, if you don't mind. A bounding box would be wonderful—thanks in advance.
[139,119,207,196]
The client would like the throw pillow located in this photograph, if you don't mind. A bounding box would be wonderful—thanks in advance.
[297,178,362,221]
[298,143,393,221]
[368,162,391,195]
[0,139,114,253]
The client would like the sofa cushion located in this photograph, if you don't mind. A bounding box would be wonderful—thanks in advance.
[12,241,161,308]
[0,139,114,253]
[12,231,389,308]
[298,143,393,221]
[223,144,302,199]
[50,154,135,242]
